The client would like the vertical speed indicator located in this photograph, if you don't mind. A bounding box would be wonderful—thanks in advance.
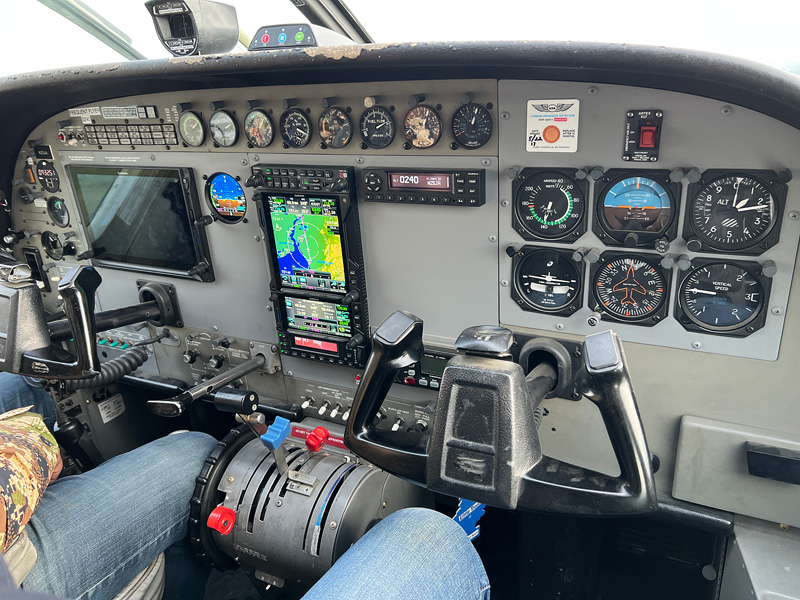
[592,255,669,324]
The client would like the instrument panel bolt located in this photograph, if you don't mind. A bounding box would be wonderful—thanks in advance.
[149,155,156,161]
[779,523,790,531]
[329,521,338,530]
[355,156,364,164]
[627,111,634,118]
[254,236,261,242]
[382,501,387,508]
[252,155,260,162]
[488,235,497,242]
[241,159,248,166]
[286,371,293,377]
[500,111,511,120]
[587,86,598,95]
[228,476,235,483]
[555,323,565,330]
[691,341,702,349]
[788,211,799,220]
[249,342,255,348]
[481,159,491,166]
[721,105,732,115]
[501,280,509,286]
[501,200,509,207]
[771,307,783,316]
[275,499,282,507]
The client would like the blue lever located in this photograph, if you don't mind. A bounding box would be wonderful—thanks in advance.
[261,416,291,450]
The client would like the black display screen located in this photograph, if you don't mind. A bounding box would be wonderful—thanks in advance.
[69,166,199,272]
[284,296,351,338]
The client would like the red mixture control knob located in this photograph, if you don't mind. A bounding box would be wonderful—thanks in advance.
[207,506,236,535]
[306,426,330,452]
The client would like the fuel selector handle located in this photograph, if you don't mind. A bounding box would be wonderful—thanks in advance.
[344,310,428,483]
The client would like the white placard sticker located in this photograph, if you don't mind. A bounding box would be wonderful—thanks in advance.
[68,106,101,124]
[525,99,580,153]
[97,394,126,424]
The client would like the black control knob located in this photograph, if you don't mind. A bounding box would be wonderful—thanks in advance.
[245,173,266,188]
[194,215,214,227]
[207,354,225,369]
[3,231,25,244]
[346,334,365,350]
[505,244,520,258]
[183,350,198,364]
[412,420,428,433]
[76,250,95,261]
[686,237,703,252]
[62,242,77,256]
[624,232,639,248]
[654,237,670,253]
[341,290,360,305]
[331,178,348,192]
[408,94,426,107]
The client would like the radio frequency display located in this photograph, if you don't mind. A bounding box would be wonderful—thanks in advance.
[268,196,346,292]
[388,172,451,190]
[285,297,351,337]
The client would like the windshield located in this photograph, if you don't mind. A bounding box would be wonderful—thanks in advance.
[1,0,798,77]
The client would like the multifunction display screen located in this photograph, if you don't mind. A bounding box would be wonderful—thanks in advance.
[69,166,199,271]
[388,172,452,191]
[267,196,346,292]
[285,297,351,338]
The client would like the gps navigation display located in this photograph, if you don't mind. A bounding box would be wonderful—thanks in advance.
[267,195,346,292]
[285,297,351,338]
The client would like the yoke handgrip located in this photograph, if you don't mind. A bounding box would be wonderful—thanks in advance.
[344,310,427,482]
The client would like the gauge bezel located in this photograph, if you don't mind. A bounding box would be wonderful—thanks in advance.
[593,170,680,248]
[511,168,588,242]
[450,102,494,149]
[683,170,786,255]
[243,109,274,148]
[359,106,396,149]
[674,258,771,337]
[279,108,313,148]
[36,160,60,193]
[589,251,671,326]
[209,110,239,147]
[47,196,70,228]
[178,111,206,147]
[41,230,63,260]
[318,107,353,148]
[511,246,584,316]
[205,172,247,224]
[403,105,442,149]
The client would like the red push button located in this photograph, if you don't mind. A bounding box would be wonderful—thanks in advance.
[404,376,416,385]
[207,506,236,535]
[306,426,329,452]
[639,126,657,148]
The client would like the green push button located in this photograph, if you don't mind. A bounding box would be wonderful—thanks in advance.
[109,340,119,347]
[98,339,107,345]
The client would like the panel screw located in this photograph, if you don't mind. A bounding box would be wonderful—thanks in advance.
[501,280,509,286]
[488,235,497,242]
[241,158,248,165]
[249,342,255,348]
[771,306,783,315]
[266,306,272,312]
[382,501,387,508]
[587,86,598,95]
[481,159,490,166]
[150,155,156,161]
[356,156,365,164]
[501,200,509,207]
[555,323,565,330]
[228,476,235,482]
[655,111,663,118]
[789,211,799,220]
[271,345,278,353]
[254,235,261,242]
[329,521,338,530]
[252,155,260,162]
[501,111,511,120]
[212,325,219,331]
[287,371,293,377]
[276,499,282,507]
[691,341,702,349]
[779,523,790,531]
[627,112,634,118]
[721,105,732,115]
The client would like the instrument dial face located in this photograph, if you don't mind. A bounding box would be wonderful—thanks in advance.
[514,249,582,312]
[680,262,764,331]
[280,109,312,148]
[243,110,274,148]
[403,105,442,148]
[207,173,246,224]
[36,160,60,193]
[41,231,63,260]
[359,106,396,149]
[47,196,69,227]
[514,172,585,239]
[209,111,238,147]
[689,175,775,250]
[451,103,493,149]
[593,256,666,321]
[178,112,206,147]
[600,175,673,234]
[318,107,352,148]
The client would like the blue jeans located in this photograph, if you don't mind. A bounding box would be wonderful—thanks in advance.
[0,372,55,430]
[303,507,491,600]
[20,431,218,600]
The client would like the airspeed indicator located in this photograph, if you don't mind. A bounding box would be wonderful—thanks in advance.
[513,170,586,240]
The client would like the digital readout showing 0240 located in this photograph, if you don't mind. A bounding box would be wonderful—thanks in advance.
[388,172,451,190]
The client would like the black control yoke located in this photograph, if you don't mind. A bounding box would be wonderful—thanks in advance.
[345,311,657,515]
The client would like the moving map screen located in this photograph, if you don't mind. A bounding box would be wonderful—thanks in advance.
[267,195,347,292]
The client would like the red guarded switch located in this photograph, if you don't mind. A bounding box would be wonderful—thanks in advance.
[207,506,236,535]
[639,126,657,148]
[306,426,330,452]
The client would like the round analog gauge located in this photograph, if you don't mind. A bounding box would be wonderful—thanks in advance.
[593,256,667,321]
[178,111,206,147]
[451,103,493,149]
[318,107,352,148]
[47,196,69,227]
[403,105,442,148]
[514,249,582,313]
[688,175,776,250]
[599,175,673,234]
[280,108,312,148]
[359,106,395,149]
[36,160,60,193]
[18,187,35,205]
[206,173,246,224]
[209,111,238,147]
[243,110,274,148]
[680,262,764,331]
[41,231,63,260]
[514,171,585,239]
